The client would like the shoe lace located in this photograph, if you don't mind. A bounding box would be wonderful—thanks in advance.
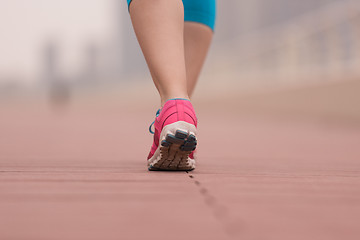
[149,109,160,134]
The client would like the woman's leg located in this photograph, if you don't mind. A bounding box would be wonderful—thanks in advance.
[182,0,216,97]
[184,22,213,97]
[128,0,216,170]
[129,0,188,106]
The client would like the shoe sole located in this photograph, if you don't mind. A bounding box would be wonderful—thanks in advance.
[148,121,197,171]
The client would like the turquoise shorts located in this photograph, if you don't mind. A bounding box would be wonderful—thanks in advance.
[127,0,216,31]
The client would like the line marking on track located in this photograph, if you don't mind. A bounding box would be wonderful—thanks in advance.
[185,171,241,238]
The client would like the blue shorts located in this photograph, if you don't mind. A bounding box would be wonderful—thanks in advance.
[127,0,216,31]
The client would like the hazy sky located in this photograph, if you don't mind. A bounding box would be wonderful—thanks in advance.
[0,0,113,83]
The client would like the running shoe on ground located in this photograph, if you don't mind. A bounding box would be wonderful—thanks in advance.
[147,98,198,171]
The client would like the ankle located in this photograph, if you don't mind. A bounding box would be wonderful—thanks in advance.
[161,95,190,106]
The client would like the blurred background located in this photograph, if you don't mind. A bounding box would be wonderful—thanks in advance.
[1,0,360,157]
[0,0,360,152]
[1,0,359,116]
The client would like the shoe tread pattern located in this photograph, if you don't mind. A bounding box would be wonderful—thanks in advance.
[148,130,197,171]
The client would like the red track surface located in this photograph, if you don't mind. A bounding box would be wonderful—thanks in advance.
[1,94,360,240]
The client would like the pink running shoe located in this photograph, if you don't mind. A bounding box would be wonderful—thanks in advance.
[147,98,197,171]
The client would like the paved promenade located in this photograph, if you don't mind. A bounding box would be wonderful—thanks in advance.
[1,83,360,240]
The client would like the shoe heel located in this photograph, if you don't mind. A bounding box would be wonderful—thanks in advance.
[148,121,197,171]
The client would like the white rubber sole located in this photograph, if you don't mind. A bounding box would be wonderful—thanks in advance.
[147,121,197,171]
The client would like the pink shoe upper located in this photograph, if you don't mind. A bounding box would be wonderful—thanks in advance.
[147,99,197,160]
